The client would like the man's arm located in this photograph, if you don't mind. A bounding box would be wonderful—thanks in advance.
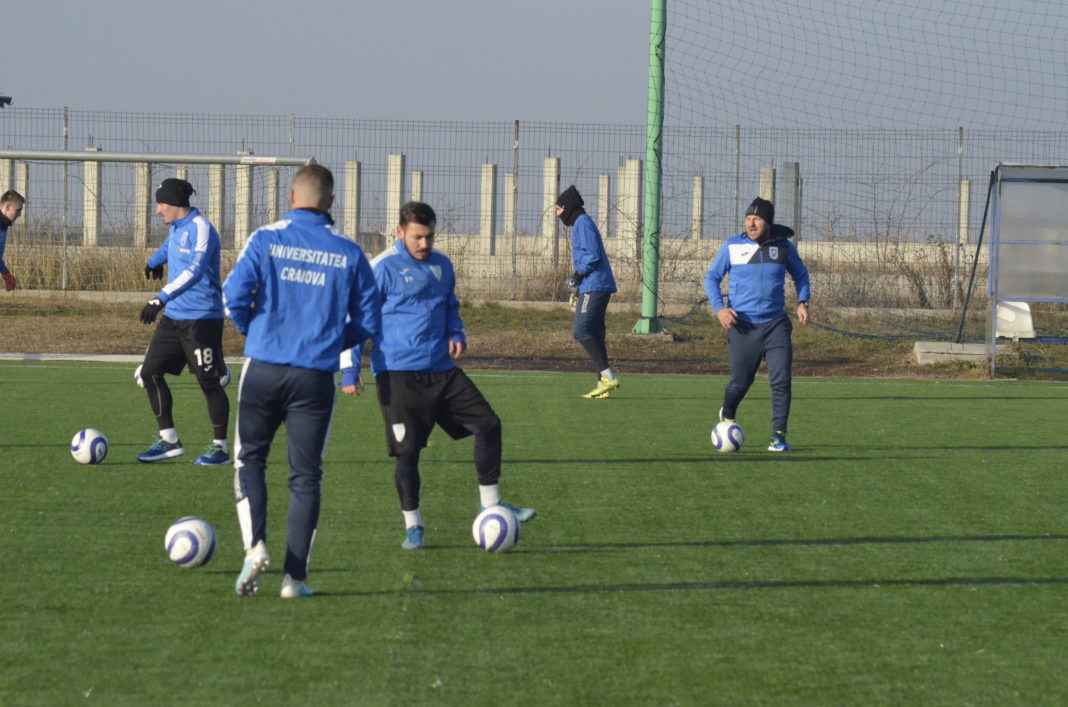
[222,234,262,335]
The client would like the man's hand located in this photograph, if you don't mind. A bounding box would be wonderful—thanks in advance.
[796,302,810,325]
[140,298,163,325]
[716,307,738,329]
[2,271,16,291]
[341,369,365,396]
[449,338,467,360]
[566,271,584,290]
[145,264,164,280]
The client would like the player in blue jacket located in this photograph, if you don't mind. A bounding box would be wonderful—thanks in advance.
[136,178,231,466]
[0,190,25,292]
[223,164,380,599]
[705,197,810,452]
[555,185,619,399]
[342,201,533,550]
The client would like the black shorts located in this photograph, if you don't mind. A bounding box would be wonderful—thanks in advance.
[142,316,226,381]
[375,368,498,456]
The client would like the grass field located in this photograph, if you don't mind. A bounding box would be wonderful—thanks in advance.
[2,361,1067,705]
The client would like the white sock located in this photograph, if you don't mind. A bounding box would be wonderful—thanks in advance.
[601,368,615,380]
[402,509,423,529]
[479,484,501,508]
[159,428,179,444]
[213,439,228,452]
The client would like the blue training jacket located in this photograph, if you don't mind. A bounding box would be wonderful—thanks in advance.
[362,239,466,374]
[146,207,223,320]
[571,213,616,294]
[223,208,380,372]
[704,225,811,323]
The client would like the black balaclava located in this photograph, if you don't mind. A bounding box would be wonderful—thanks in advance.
[555,185,586,227]
[155,178,196,208]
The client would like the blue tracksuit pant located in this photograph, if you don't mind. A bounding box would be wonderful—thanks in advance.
[234,359,336,581]
[722,314,793,436]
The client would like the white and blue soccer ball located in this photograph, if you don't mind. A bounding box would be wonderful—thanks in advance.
[472,505,519,553]
[165,517,217,569]
[135,363,230,388]
[711,420,744,453]
[71,428,109,464]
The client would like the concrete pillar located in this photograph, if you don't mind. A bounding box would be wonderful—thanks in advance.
[759,167,775,204]
[541,158,560,262]
[0,159,12,193]
[617,158,642,252]
[503,172,517,238]
[15,163,28,225]
[411,171,424,202]
[234,152,253,249]
[266,169,280,224]
[691,175,704,241]
[208,164,225,241]
[175,166,188,181]
[134,162,152,248]
[83,147,102,246]
[385,153,405,234]
[480,163,497,255]
[344,161,361,240]
[779,162,800,239]
[16,163,28,202]
[597,174,610,238]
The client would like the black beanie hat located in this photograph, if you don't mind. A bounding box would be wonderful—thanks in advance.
[745,197,774,224]
[555,185,585,227]
[155,178,196,207]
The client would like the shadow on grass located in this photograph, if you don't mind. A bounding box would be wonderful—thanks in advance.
[313,574,1068,598]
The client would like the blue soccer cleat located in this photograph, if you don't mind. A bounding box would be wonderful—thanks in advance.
[402,525,425,550]
[194,443,230,466]
[137,437,184,463]
[487,501,536,523]
[767,432,793,452]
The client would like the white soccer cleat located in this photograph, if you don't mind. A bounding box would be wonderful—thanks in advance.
[280,574,314,599]
[234,541,270,597]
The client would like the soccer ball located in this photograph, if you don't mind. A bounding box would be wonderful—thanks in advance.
[71,428,109,464]
[136,363,230,388]
[472,505,519,553]
[165,517,217,569]
[711,420,744,453]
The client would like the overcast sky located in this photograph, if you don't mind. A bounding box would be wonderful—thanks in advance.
[6,0,648,123]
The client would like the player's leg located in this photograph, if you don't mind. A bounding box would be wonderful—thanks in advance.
[762,315,794,451]
[376,371,435,549]
[179,318,231,466]
[722,320,762,421]
[278,365,335,595]
[233,359,284,596]
[573,291,619,399]
[438,369,535,522]
[138,317,187,462]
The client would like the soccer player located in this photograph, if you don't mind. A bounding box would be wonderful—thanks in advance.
[224,164,379,599]
[0,190,25,292]
[555,185,619,399]
[341,201,534,550]
[705,197,810,452]
[137,178,231,466]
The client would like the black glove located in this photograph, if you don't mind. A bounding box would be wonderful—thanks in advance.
[140,298,163,325]
[566,271,585,290]
[145,264,164,280]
